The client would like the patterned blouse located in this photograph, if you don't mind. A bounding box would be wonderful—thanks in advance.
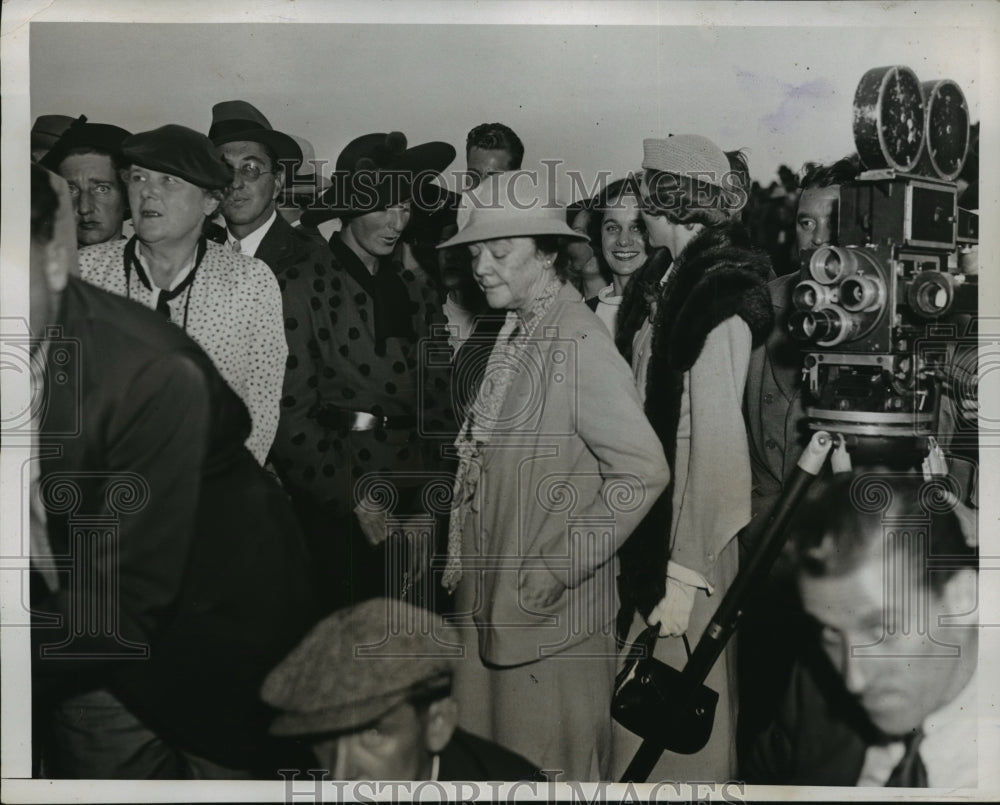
[78,237,287,464]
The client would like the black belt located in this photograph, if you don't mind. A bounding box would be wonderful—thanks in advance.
[316,405,417,432]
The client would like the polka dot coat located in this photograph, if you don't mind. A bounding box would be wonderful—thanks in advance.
[78,238,287,465]
[270,234,455,519]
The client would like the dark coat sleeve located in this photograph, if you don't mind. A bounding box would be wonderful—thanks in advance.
[34,352,211,672]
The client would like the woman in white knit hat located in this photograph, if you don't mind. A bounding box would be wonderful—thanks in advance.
[612,134,773,781]
[440,172,670,781]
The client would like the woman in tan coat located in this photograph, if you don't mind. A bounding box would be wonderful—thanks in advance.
[441,173,670,781]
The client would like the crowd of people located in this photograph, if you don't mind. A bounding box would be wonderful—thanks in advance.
[26,103,980,787]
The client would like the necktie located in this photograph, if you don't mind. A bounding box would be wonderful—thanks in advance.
[230,238,242,253]
[885,728,928,787]
[155,293,171,320]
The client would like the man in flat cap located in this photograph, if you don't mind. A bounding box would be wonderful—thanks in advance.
[40,116,132,247]
[272,132,458,614]
[262,598,538,781]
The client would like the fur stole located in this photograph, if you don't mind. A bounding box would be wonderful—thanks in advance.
[617,220,774,625]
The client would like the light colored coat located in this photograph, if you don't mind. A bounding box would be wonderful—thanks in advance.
[457,284,670,667]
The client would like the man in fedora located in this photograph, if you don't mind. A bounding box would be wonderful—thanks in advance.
[40,116,132,247]
[278,132,332,232]
[208,100,312,259]
[271,132,457,614]
[261,598,539,781]
[31,114,75,162]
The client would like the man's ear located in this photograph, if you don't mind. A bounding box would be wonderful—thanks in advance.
[272,167,285,202]
[423,697,458,754]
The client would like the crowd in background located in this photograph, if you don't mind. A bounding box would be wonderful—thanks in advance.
[25,101,981,788]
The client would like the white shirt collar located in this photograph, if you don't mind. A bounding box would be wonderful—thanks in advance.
[857,666,978,788]
[597,283,622,305]
[228,209,277,258]
[136,245,198,311]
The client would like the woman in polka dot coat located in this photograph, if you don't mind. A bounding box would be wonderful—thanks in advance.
[270,131,457,611]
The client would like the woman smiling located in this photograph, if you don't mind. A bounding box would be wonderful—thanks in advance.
[586,177,651,337]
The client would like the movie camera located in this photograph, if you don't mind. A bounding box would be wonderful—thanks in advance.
[787,66,978,459]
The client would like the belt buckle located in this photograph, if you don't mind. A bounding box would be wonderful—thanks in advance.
[349,411,380,431]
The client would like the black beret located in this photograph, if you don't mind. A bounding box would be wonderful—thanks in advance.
[122,124,233,190]
[40,121,132,172]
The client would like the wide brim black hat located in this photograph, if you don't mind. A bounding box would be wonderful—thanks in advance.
[300,132,456,227]
[208,100,303,176]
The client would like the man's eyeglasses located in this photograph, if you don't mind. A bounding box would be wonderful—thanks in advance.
[228,163,275,184]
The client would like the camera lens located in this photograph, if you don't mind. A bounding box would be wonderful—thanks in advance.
[810,246,857,285]
[840,275,885,312]
[789,308,856,346]
[792,280,838,311]
[908,271,954,317]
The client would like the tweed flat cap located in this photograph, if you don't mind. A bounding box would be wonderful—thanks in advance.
[641,134,730,189]
[122,124,233,190]
[262,598,461,736]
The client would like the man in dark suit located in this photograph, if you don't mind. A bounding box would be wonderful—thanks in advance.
[261,598,540,781]
[743,471,979,788]
[30,163,319,779]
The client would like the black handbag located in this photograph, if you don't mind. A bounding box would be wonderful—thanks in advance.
[611,625,719,757]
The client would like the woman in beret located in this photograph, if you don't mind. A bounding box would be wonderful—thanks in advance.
[439,172,670,781]
[612,135,772,781]
[78,124,286,464]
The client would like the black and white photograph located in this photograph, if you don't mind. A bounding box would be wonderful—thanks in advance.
[2,1,998,801]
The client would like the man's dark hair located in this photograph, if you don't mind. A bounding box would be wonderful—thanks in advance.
[799,155,861,192]
[465,123,524,170]
[790,470,977,595]
[32,162,60,244]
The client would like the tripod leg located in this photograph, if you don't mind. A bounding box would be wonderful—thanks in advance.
[620,739,665,783]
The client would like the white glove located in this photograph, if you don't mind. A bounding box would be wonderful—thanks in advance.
[646,576,697,637]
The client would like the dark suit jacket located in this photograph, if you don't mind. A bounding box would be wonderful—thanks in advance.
[438,728,540,781]
[33,277,319,772]
[743,272,808,549]
[255,212,329,281]
[742,649,878,786]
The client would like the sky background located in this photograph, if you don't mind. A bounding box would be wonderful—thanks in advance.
[28,18,984,199]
